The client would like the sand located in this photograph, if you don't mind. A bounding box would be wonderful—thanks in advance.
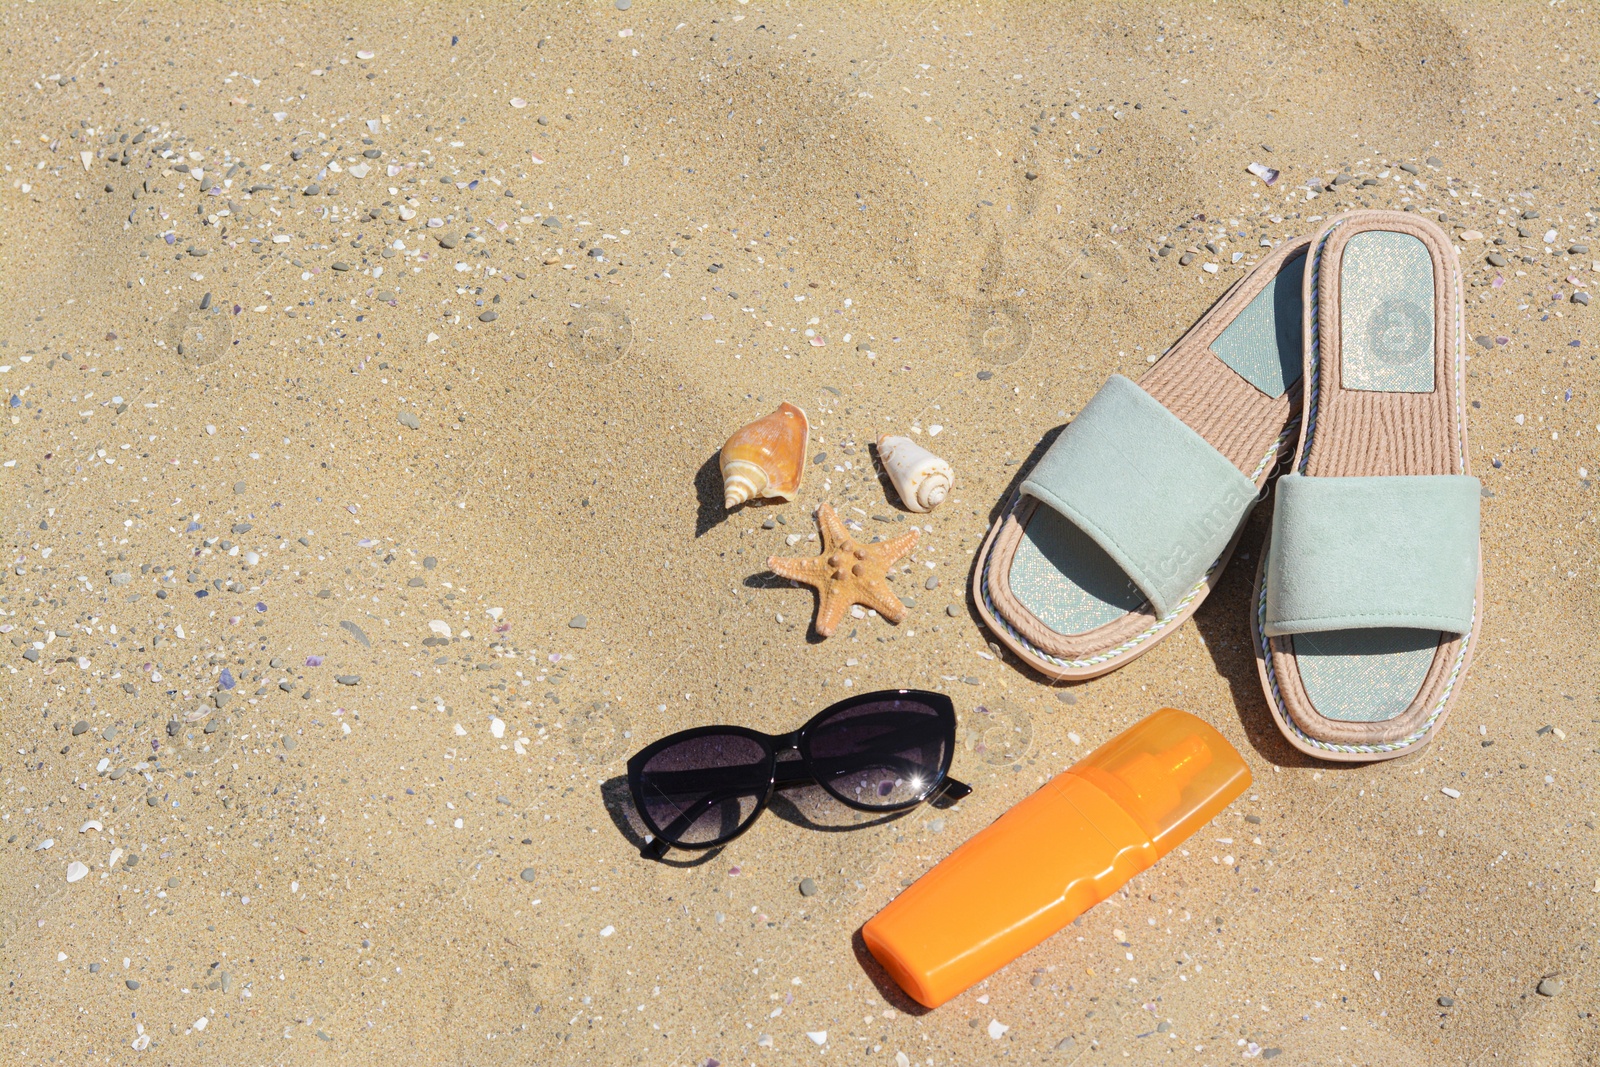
[1,2,1596,1064]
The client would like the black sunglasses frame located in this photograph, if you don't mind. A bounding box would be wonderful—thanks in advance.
[626,689,971,859]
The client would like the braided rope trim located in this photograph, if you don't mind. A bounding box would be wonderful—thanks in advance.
[1260,218,1474,755]
[980,421,1295,673]
[1298,220,1345,474]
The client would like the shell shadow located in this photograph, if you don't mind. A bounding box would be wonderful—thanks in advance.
[693,449,728,538]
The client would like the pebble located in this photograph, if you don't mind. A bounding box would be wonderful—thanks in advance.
[1574,292,1591,306]
[1057,692,1077,705]
[398,411,421,429]
[478,310,498,322]
[799,877,818,897]
[125,979,140,990]
[1537,977,1562,997]
[71,720,90,736]
[520,868,537,882]
[1438,995,1454,1007]
[924,576,939,590]
[569,615,588,629]
[336,674,361,685]
[945,605,960,617]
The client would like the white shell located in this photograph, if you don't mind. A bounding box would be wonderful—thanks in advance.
[878,435,954,513]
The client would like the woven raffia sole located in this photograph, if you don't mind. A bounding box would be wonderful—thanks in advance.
[972,237,1311,682]
[1253,210,1481,761]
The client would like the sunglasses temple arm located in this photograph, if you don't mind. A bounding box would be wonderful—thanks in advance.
[639,784,763,858]
[936,776,973,801]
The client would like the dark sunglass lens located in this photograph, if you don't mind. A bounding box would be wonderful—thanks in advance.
[637,734,769,846]
[808,697,948,808]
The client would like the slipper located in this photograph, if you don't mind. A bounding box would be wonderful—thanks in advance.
[974,236,1312,680]
[1252,210,1481,761]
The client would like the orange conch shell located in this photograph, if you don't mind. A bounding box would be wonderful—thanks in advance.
[721,402,809,509]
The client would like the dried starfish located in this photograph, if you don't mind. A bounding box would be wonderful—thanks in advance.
[767,504,919,638]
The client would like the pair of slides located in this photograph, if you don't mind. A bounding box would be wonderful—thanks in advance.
[975,211,1480,762]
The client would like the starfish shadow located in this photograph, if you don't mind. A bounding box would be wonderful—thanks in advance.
[742,572,832,644]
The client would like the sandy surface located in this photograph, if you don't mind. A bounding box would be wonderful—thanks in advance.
[1,2,1597,1064]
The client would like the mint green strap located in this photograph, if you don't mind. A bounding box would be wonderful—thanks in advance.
[1020,375,1258,617]
[1263,473,1479,637]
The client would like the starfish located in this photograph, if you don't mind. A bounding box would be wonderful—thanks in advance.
[768,504,920,638]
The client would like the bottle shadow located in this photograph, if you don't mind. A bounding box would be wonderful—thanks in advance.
[850,927,932,1016]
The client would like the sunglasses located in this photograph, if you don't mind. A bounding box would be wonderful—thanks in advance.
[627,689,971,859]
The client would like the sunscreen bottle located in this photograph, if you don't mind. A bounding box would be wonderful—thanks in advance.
[863,707,1250,1008]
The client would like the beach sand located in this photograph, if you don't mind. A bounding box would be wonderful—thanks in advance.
[1,2,1596,1063]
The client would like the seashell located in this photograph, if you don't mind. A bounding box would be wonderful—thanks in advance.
[721,402,809,509]
[877,434,954,513]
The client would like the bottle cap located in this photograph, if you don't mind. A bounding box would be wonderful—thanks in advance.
[1071,707,1249,846]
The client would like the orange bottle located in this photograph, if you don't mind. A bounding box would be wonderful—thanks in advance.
[862,707,1250,1008]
